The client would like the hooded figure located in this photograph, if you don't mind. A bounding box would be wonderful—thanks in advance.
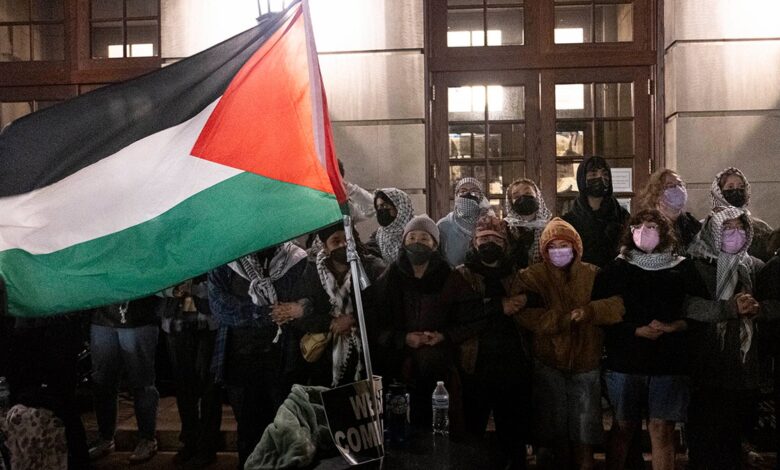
[562,156,629,268]
[367,188,414,263]
[437,177,490,267]
[710,167,774,261]
[515,218,624,469]
[684,206,780,469]
[504,178,552,268]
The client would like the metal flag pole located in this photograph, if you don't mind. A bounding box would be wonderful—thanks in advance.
[342,214,374,381]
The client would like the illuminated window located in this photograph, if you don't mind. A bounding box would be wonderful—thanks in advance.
[258,0,296,16]
[0,0,64,62]
[90,0,159,59]
[554,1,633,44]
[447,2,523,47]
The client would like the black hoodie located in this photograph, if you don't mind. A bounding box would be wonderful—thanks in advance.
[562,156,630,267]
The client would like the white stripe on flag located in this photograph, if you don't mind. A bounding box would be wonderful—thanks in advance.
[0,98,242,255]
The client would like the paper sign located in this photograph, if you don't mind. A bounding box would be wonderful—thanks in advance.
[617,198,631,213]
[322,376,384,465]
[612,168,633,193]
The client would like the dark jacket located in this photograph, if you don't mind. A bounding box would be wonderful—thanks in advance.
[561,156,630,268]
[674,212,702,252]
[290,254,386,387]
[596,257,710,375]
[756,254,780,358]
[91,296,162,328]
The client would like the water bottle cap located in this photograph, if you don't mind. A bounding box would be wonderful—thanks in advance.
[436,381,444,386]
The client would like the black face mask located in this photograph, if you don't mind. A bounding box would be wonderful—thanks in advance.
[477,242,504,264]
[512,195,539,216]
[585,177,610,197]
[405,243,434,266]
[329,247,348,265]
[722,188,747,207]
[376,208,396,227]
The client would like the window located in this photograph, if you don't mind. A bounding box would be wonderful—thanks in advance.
[446,0,524,47]
[0,99,59,127]
[257,0,295,16]
[0,0,64,62]
[554,0,633,44]
[90,0,159,59]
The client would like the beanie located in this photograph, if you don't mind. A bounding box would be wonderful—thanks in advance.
[402,215,439,245]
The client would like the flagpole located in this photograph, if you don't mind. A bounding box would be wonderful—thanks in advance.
[341,214,374,381]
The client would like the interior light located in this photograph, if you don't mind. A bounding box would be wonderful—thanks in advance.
[130,43,154,57]
[555,27,584,44]
[107,45,123,58]
[555,84,585,110]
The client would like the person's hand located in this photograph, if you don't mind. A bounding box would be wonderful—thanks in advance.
[635,325,663,340]
[649,319,686,333]
[423,331,445,346]
[502,294,527,316]
[736,293,760,317]
[570,308,591,323]
[270,302,304,325]
[406,332,427,349]
[330,315,355,335]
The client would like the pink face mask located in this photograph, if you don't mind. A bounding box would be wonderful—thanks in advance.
[548,247,574,267]
[721,228,747,254]
[632,225,660,253]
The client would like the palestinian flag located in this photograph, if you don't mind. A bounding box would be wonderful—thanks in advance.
[0,1,346,318]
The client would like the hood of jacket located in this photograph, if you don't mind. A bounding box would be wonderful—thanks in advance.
[539,217,584,263]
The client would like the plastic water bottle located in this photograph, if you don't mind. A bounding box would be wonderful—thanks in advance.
[0,376,10,410]
[431,381,449,435]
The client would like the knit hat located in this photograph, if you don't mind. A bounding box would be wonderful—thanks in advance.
[402,214,440,245]
[539,217,583,262]
[474,214,508,240]
[455,177,485,195]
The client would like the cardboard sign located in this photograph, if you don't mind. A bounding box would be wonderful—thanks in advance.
[322,376,384,465]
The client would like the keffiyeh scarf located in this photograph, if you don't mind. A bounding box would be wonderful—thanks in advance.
[375,188,414,263]
[618,248,686,271]
[710,167,752,212]
[504,181,552,265]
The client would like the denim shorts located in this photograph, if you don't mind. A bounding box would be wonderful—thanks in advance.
[533,361,603,445]
[605,370,689,422]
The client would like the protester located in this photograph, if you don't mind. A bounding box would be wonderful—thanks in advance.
[456,215,536,469]
[710,167,774,261]
[208,242,308,468]
[635,169,701,251]
[562,156,630,268]
[515,218,624,469]
[88,297,162,464]
[685,207,780,469]
[291,223,386,388]
[504,178,552,269]
[377,215,480,433]
[438,177,490,267]
[160,275,221,468]
[367,188,414,263]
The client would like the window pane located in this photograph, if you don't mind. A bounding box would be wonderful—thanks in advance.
[32,24,64,60]
[0,0,29,22]
[0,25,30,61]
[450,164,486,193]
[595,3,633,43]
[32,0,63,21]
[486,7,523,46]
[0,101,33,128]
[556,161,580,194]
[449,86,486,121]
[487,123,524,159]
[448,0,482,5]
[555,83,593,119]
[554,5,592,43]
[489,161,525,197]
[91,21,123,58]
[447,8,484,47]
[127,0,158,18]
[91,0,123,19]
[489,0,523,4]
[596,120,634,156]
[487,85,523,120]
[595,82,633,117]
[449,124,486,159]
[127,19,158,57]
[556,121,591,157]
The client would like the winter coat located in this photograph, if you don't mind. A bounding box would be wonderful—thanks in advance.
[437,213,476,268]
[514,218,624,373]
[561,156,629,268]
[674,212,702,252]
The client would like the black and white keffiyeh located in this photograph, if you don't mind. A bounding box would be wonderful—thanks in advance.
[710,167,752,211]
[375,188,414,263]
[315,250,363,387]
[618,248,686,271]
[504,180,552,265]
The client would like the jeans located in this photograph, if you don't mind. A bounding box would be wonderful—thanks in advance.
[166,328,222,453]
[91,324,159,440]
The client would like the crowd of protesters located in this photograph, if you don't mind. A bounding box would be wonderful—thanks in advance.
[1,157,779,470]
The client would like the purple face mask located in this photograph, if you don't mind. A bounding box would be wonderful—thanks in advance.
[548,247,574,267]
[663,185,687,212]
[721,228,747,254]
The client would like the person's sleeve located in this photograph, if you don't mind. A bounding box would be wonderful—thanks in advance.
[288,264,331,334]
[442,271,490,344]
[588,266,625,325]
[514,307,571,335]
[346,182,376,222]
[208,268,260,325]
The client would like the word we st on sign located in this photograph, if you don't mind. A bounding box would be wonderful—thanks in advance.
[322,376,384,465]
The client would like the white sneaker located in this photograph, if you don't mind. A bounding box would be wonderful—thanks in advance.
[88,438,115,461]
[128,438,157,464]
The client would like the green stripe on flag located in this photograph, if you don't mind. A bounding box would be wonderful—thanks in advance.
[0,172,341,317]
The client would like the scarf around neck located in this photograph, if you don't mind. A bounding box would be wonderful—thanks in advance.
[375,188,414,263]
[229,242,307,307]
[710,167,752,212]
[504,182,552,264]
[618,248,685,271]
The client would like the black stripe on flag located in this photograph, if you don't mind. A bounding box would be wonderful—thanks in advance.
[0,9,296,198]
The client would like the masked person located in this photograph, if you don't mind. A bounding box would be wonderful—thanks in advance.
[710,167,774,261]
[438,177,490,267]
[595,209,709,470]
[208,242,308,467]
[562,156,630,268]
[636,169,701,252]
[515,218,624,470]
[504,178,552,269]
[377,215,481,433]
[291,223,386,388]
[684,207,780,470]
[367,188,414,263]
[456,215,537,469]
